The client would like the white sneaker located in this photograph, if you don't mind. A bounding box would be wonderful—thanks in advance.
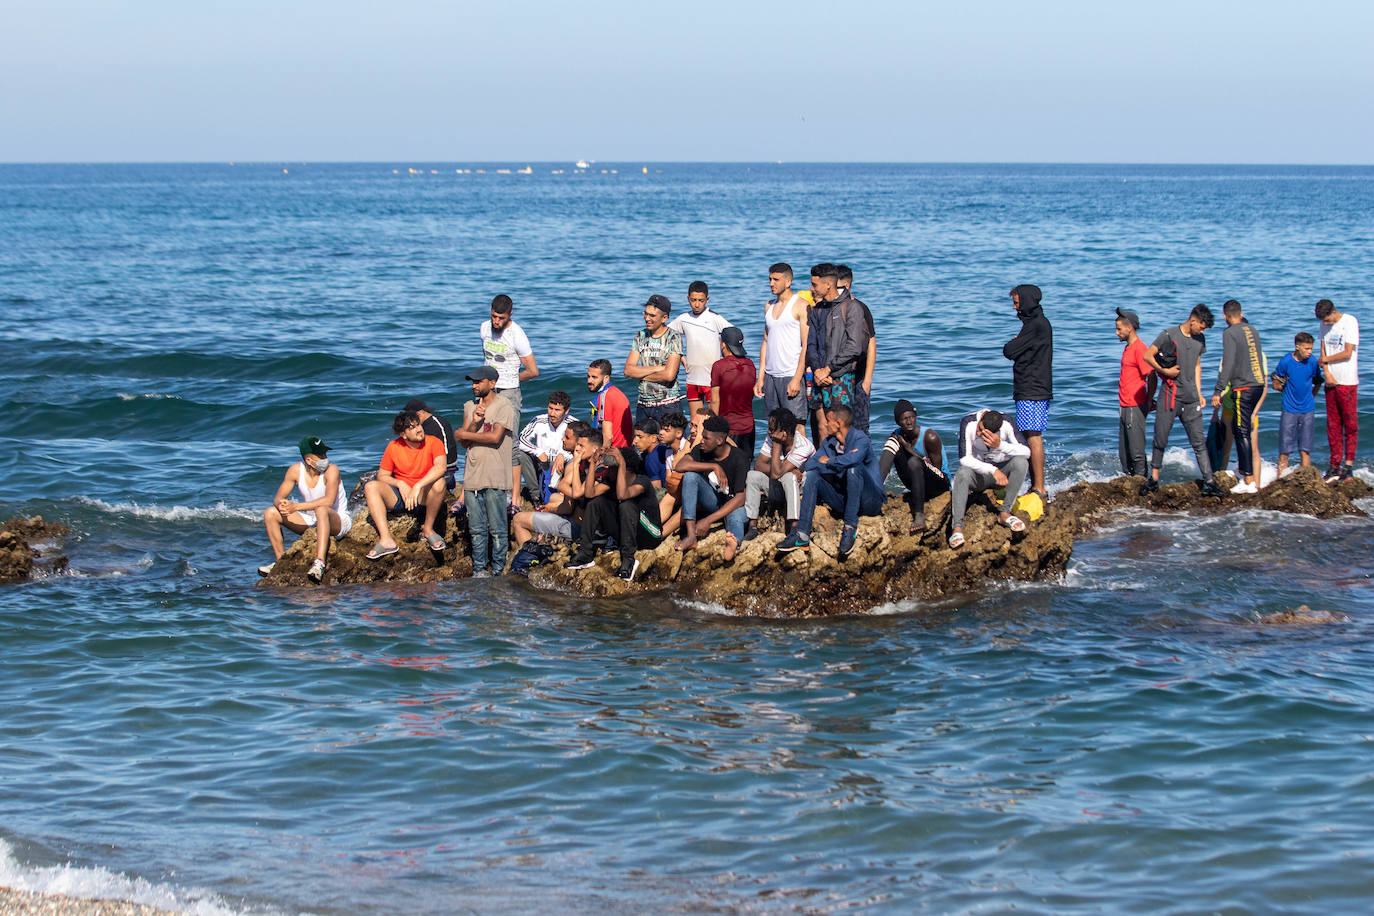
[1231,481,1258,495]
[307,559,326,583]
[257,562,275,577]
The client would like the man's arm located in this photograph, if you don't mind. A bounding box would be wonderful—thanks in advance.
[1000,425,1031,459]
[1142,344,1180,378]
[1213,329,1238,398]
[827,432,871,470]
[826,303,867,377]
[862,335,876,394]
[272,468,297,513]
[1002,327,1031,361]
[1320,342,1357,366]
[790,299,810,398]
[709,386,721,417]
[459,422,506,446]
[518,353,538,384]
[755,327,768,398]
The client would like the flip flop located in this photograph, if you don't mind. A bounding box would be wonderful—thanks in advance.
[365,543,399,560]
[1003,514,1026,533]
[424,532,445,551]
[948,531,965,549]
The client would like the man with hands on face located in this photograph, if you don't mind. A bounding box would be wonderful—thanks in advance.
[946,408,1030,550]
[563,418,665,581]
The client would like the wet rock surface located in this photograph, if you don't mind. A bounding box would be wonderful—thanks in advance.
[0,516,71,584]
[258,468,1371,617]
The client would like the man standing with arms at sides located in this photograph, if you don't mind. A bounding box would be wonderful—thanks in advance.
[1114,308,1155,479]
[455,366,516,577]
[625,294,685,425]
[669,281,734,417]
[805,263,870,445]
[836,265,877,432]
[1211,300,1266,494]
[1315,298,1359,482]
[480,294,538,499]
[586,358,634,449]
[755,262,810,421]
[1004,284,1053,500]
[1140,304,1223,498]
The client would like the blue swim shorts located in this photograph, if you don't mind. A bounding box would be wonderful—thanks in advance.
[1015,399,1050,433]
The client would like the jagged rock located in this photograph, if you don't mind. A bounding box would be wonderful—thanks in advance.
[1257,605,1345,626]
[0,516,70,583]
[256,469,1371,616]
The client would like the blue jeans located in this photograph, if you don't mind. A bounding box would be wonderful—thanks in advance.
[681,471,747,543]
[797,465,883,536]
[467,487,509,573]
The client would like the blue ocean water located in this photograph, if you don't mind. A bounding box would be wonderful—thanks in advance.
[1,162,1372,914]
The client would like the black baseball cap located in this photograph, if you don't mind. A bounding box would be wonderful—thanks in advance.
[721,326,747,357]
[298,435,330,458]
[645,294,672,315]
[1115,307,1140,330]
[465,366,499,382]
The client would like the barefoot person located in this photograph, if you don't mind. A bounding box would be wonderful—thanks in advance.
[673,415,751,560]
[947,409,1030,550]
[261,436,352,582]
[363,411,448,560]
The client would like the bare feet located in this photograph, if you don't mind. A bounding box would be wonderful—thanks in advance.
[674,533,697,552]
[722,533,738,562]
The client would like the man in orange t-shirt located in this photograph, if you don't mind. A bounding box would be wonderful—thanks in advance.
[363,410,448,559]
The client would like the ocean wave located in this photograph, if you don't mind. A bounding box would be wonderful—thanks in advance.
[0,838,246,916]
[74,496,261,522]
[115,392,184,401]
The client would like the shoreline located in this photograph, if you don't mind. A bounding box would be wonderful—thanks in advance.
[0,887,183,916]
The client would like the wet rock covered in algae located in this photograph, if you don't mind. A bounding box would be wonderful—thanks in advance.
[0,516,71,584]
[259,467,1370,617]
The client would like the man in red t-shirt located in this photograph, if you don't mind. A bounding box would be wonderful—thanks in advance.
[586,358,633,448]
[710,327,758,456]
[363,409,449,559]
[1115,307,1156,478]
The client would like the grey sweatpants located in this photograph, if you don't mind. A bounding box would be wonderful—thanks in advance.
[745,468,801,521]
[951,456,1028,529]
[1118,405,1149,477]
[1151,399,1212,479]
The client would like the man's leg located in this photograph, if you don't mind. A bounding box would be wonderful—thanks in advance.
[1126,406,1148,477]
[794,469,823,538]
[421,479,447,539]
[515,451,541,508]
[512,511,535,548]
[839,466,865,530]
[1180,403,1214,479]
[1230,389,1256,481]
[1337,385,1359,469]
[363,479,401,548]
[1325,386,1343,471]
[999,457,1029,515]
[778,473,801,524]
[1299,411,1314,468]
[314,509,345,562]
[1150,399,1177,481]
[484,488,510,572]
[1024,432,1045,494]
[468,488,491,572]
[896,453,926,515]
[675,472,720,549]
[745,469,769,521]
[950,466,981,530]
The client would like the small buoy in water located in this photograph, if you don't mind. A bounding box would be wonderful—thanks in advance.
[282,168,288,174]
[642,166,648,174]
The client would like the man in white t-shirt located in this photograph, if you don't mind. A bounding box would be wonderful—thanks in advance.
[668,280,734,417]
[1315,298,1360,481]
[480,294,539,497]
[754,262,810,420]
[743,407,815,539]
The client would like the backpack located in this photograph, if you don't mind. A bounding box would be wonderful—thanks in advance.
[508,540,554,577]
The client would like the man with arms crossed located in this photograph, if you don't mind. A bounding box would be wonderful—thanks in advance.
[1315,298,1359,482]
[755,262,810,420]
[625,293,685,425]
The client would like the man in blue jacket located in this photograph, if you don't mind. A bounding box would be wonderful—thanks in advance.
[775,404,884,560]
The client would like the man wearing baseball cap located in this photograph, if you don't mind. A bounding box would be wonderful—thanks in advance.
[1115,307,1155,478]
[456,366,516,576]
[710,325,758,456]
[261,435,352,583]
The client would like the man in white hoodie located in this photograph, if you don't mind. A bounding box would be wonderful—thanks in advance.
[948,409,1030,549]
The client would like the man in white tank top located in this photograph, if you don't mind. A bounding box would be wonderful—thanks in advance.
[754,262,810,422]
[260,436,352,583]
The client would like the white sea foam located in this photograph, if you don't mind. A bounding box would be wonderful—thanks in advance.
[0,838,249,915]
[115,392,183,401]
[75,496,260,522]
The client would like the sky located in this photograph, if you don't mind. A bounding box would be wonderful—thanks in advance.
[3,0,1372,164]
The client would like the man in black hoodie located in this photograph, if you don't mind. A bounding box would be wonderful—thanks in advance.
[1003,284,1053,499]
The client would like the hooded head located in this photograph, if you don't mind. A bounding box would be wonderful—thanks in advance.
[1010,284,1043,320]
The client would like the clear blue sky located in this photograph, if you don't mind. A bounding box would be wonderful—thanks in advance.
[4,0,1371,163]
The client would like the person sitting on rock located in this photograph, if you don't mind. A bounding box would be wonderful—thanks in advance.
[403,397,459,493]
[511,420,587,548]
[879,400,949,534]
[672,415,751,560]
[947,409,1029,549]
[564,418,665,580]
[743,407,815,541]
[515,389,574,509]
[363,410,448,560]
[261,435,352,583]
[775,404,884,560]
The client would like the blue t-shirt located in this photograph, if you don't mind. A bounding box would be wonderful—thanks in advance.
[644,444,671,486]
[1275,352,1321,413]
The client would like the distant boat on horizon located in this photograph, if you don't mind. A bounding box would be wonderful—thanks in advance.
[575,159,589,169]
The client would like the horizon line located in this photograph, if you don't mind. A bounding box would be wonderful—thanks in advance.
[2,159,1373,168]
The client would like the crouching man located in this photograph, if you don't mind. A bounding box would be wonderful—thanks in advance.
[672,415,751,561]
[564,418,664,580]
[775,405,883,560]
[948,409,1029,549]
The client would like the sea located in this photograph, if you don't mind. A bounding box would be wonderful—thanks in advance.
[1,162,1372,915]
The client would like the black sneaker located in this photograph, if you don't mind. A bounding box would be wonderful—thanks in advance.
[1338,465,1354,482]
[775,530,811,553]
[1139,478,1159,496]
[838,525,857,559]
[742,525,759,542]
[1323,467,1342,483]
[1200,480,1224,498]
[563,553,595,570]
[616,558,639,581]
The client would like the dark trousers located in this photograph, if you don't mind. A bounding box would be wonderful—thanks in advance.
[1229,386,1264,478]
[894,453,949,514]
[1118,405,1149,476]
[578,492,664,566]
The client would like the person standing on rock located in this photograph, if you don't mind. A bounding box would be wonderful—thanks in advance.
[669,281,735,418]
[836,265,877,432]
[456,366,517,577]
[1211,300,1267,494]
[587,358,634,448]
[625,294,685,426]
[1140,304,1223,498]
[755,262,810,420]
[480,295,538,500]
[1115,308,1155,479]
[878,400,949,534]
[743,407,815,541]
[672,415,752,560]
[1272,332,1323,477]
[775,404,884,561]
[947,409,1029,550]
[805,264,871,445]
[1315,298,1359,482]
[1004,284,1053,500]
[710,326,758,457]
[363,412,449,561]
[262,435,352,583]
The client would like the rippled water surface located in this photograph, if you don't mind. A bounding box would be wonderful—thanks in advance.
[1,163,1372,914]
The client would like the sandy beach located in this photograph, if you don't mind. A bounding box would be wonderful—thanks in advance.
[0,887,181,916]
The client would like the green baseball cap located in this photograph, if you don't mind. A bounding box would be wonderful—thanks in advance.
[298,435,330,458]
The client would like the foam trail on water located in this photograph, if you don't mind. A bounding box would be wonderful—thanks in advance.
[74,496,260,522]
[0,838,252,915]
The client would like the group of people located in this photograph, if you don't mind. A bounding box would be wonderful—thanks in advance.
[259,269,1359,582]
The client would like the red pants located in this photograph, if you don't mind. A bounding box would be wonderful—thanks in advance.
[1325,384,1359,467]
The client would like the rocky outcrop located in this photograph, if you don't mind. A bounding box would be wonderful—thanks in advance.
[0,516,70,584]
[259,467,1371,617]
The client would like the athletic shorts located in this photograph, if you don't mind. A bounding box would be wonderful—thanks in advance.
[809,373,857,413]
[1015,399,1050,433]
[1278,410,1314,456]
[531,511,578,540]
[686,383,711,402]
